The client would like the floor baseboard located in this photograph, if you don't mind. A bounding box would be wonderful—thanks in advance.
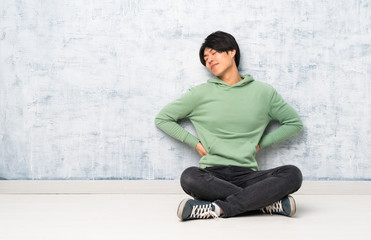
[0,180,370,195]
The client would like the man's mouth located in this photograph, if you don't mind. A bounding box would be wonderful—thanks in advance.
[211,63,218,69]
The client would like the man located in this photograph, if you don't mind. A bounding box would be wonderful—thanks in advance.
[155,31,303,220]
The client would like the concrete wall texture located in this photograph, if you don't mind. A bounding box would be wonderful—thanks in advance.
[0,0,370,180]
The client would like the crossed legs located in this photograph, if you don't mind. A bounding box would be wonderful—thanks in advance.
[180,165,303,217]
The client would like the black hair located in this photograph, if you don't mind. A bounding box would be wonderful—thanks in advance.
[199,31,240,67]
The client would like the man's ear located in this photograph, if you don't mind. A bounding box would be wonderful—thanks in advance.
[228,49,236,58]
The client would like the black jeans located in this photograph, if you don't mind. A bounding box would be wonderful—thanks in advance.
[180,165,303,217]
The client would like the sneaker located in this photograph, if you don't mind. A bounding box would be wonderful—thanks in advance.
[260,195,296,217]
[177,198,219,221]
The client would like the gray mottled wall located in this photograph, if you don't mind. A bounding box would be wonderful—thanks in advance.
[0,0,370,180]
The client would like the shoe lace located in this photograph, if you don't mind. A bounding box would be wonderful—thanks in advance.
[190,204,219,219]
[261,200,283,215]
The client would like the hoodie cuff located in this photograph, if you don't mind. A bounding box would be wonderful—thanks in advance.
[259,135,275,149]
[184,133,200,149]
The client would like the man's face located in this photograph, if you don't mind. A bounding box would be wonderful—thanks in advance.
[203,47,236,77]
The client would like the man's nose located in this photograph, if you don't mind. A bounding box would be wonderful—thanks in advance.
[208,57,214,64]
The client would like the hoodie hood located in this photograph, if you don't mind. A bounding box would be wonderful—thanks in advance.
[207,74,255,88]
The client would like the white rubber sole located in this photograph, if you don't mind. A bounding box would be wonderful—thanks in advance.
[287,195,296,217]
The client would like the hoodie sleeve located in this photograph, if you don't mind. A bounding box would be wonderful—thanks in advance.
[259,88,303,149]
[155,88,200,149]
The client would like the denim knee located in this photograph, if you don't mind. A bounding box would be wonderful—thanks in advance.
[286,165,303,191]
[180,166,200,189]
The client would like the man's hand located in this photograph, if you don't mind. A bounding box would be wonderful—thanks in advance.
[196,142,208,157]
[256,144,260,152]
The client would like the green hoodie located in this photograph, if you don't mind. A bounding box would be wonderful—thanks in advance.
[155,74,303,170]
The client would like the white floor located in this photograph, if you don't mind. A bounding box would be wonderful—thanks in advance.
[0,194,370,240]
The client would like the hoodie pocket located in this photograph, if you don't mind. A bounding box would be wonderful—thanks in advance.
[208,138,256,162]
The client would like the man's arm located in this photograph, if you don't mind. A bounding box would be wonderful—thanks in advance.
[155,89,200,149]
[258,89,303,149]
